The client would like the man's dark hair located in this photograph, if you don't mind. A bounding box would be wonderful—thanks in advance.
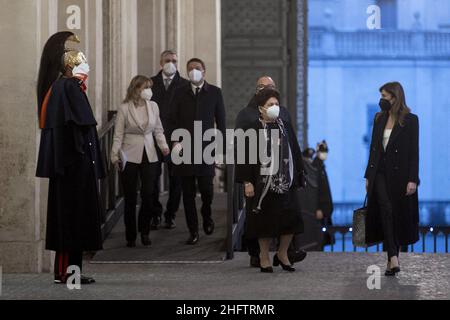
[187,58,206,71]
[254,88,280,107]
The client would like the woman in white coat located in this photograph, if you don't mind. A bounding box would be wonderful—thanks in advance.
[111,75,170,248]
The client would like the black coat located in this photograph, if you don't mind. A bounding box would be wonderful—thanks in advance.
[312,158,334,224]
[151,71,190,132]
[168,81,226,177]
[364,112,420,246]
[234,114,306,188]
[234,116,306,236]
[36,77,106,252]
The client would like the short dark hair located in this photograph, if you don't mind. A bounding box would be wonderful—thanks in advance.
[187,58,206,71]
[161,50,177,60]
[254,88,280,107]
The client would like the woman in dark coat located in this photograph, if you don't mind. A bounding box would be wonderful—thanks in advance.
[36,32,105,284]
[364,82,420,276]
[235,88,305,273]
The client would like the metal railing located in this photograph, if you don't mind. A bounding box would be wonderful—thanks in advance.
[324,226,450,254]
[309,29,450,59]
[98,114,124,240]
[332,201,450,226]
[227,164,246,259]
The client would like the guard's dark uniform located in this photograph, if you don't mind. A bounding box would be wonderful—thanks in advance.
[36,32,106,282]
[37,77,105,281]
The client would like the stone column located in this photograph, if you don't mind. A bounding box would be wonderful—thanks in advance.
[0,0,48,273]
[137,0,167,77]
[175,0,222,86]
[109,0,138,111]
[0,0,114,273]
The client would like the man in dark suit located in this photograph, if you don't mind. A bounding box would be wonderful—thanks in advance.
[168,58,226,245]
[149,50,190,230]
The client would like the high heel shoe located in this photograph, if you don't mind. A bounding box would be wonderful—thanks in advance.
[260,266,274,273]
[385,261,400,276]
[273,254,296,272]
[391,266,401,274]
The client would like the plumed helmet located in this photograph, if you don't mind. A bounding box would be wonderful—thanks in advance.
[37,32,81,115]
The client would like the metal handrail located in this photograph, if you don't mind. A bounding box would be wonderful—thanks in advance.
[98,115,124,240]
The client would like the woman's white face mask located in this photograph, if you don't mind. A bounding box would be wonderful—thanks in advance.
[266,105,280,120]
[141,88,153,101]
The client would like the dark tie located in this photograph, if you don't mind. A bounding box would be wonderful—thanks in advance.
[164,78,171,90]
[195,87,200,96]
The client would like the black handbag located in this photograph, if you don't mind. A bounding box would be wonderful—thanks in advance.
[352,197,368,247]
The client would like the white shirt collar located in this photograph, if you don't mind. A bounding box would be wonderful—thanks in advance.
[162,72,175,81]
[191,82,205,94]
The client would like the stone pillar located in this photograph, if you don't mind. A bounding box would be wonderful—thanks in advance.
[0,0,116,273]
[137,0,167,77]
[0,0,222,273]
[175,0,222,86]
[109,0,138,111]
[0,0,47,273]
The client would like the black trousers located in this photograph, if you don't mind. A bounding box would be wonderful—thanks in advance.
[181,176,214,234]
[374,172,400,259]
[152,161,182,220]
[121,152,159,242]
[54,251,83,280]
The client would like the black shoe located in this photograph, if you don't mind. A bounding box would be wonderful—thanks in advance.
[54,275,96,285]
[288,250,307,263]
[54,276,67,284]
[250,256,261,268]
[186,233,199,245]
[273,254,296,272]
[391,266,401,274]
[164,218,176,229]
[141,234,152,246]
[260,266,274,273]
[126,241,136,248]
[150,216,161,230]
[203,220,215,235]
[385,268,396,276]
[81,276,96,285]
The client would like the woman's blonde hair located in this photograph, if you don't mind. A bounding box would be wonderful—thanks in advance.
[123,75,153,105]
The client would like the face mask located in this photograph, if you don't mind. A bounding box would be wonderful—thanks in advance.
[379,98,392,112]
[163,62,177,76]
[189,69,203,84]
[266,105,280,120]
[318,152,328,161]
[141,88,153,101]
[73,62,90,77]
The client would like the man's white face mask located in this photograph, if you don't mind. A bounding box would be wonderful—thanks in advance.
[189,69,203,84]
[163,62,177,76]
